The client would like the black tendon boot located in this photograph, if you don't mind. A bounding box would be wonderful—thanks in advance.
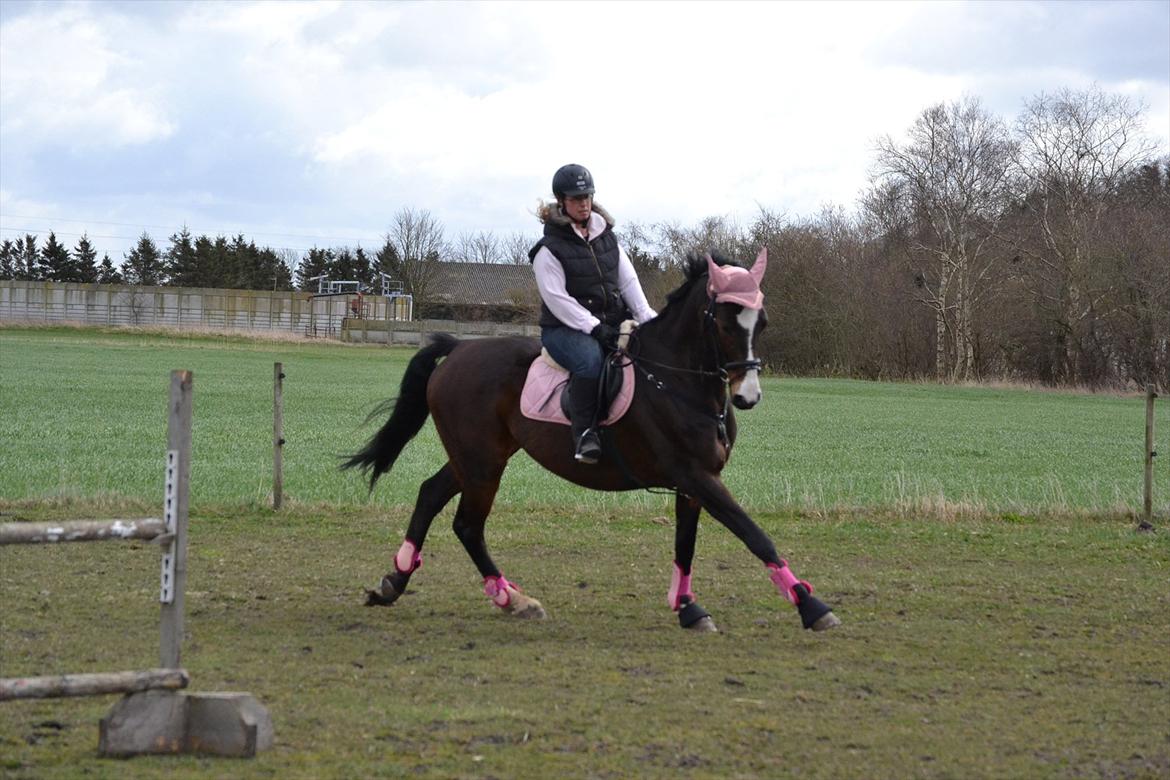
[568,374,602,464]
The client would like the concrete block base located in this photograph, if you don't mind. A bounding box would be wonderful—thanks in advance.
[99,690,273,757]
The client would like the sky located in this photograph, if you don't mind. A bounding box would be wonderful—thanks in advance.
[1,0,1168,263]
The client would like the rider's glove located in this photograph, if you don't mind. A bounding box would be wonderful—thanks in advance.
[590,323,619,350]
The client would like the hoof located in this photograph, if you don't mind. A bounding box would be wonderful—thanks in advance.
[810,611,841,632]
[503,589,547,619]
[793,584,838,631]
[365,575,402,607]
[686,616,719,633]
[678,598,716,632]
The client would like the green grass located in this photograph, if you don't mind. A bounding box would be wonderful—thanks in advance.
[1,507,1167,779]
[1,325,1168,778]
[1,325,1166,517]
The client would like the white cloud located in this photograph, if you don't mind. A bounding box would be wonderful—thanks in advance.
[0,5,175,147]
[0,0,1166,259]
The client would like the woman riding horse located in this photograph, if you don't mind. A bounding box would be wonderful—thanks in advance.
[529,163,657,464]
[343,241,840,634]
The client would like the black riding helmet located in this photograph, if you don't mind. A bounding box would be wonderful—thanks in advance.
[552,164,595,199]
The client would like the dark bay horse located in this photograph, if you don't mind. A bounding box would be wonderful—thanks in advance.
[343,248,839,633]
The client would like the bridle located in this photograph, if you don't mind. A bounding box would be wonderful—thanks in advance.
[619,293,763,447]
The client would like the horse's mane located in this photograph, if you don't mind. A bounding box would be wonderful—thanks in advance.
[660,251,741,314]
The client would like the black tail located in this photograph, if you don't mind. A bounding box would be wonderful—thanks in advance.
[342,333,460,491]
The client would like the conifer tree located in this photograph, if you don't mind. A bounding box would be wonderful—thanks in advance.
[165,226,199,287]
[194,235,232,288]
[122,232,165,285]
[227,234,260,289]
[253,246,293,290]
[17,234,40,280]
[330,246,372,288]
[96,253,122,284]
[73,234,99,282]
[273,250,295,291]
[0,239,16,280]
[296,247,333,291]
[375,236,402,280]
[40,232,72,282]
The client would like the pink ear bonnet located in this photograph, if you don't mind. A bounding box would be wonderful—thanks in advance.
[706,248,767,310]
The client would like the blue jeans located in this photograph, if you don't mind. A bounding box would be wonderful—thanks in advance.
[541,326,604,379]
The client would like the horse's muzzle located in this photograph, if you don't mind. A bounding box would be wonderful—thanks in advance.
[731,371,762,410]
[732,394,759,410]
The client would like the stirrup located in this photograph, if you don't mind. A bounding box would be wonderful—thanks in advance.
[574,430,601,464]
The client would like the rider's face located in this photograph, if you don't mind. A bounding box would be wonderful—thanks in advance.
[562,194,592,225]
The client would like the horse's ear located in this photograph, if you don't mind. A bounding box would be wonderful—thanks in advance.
[750,247,768,285]
[705,253,720,279]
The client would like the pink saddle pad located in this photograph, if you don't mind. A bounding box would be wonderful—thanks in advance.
[519,357,635,426]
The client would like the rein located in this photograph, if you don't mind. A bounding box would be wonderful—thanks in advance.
[620,294,763,451]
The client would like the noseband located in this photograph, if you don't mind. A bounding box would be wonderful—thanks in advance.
[626,295,761,380]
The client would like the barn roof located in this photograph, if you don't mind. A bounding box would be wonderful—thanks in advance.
[429,262,534,305]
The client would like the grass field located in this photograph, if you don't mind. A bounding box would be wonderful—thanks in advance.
[1,325,1165,517]
[1,325,1168,779]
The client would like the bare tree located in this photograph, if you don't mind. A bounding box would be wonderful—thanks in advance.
[453,231,503,264]
[501,231,538,265]
[655,215,748,267]
[614,221,662,272]
[867,96,1016,380]
[1010,86,1158,384]
[385,208,447,311]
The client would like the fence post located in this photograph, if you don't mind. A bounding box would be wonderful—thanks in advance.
[1144,385,1158,528]
[160,370,192,669]
[274,362,285,510]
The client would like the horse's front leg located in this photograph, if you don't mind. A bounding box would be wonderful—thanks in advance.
[669,493,718,632]
[680,473,840,631]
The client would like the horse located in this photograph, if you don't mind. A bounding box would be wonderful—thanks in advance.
[343,248,839,633]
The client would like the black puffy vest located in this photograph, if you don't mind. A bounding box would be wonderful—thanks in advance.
[529,220,628,328]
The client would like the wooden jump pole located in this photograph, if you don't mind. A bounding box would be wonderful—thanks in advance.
[0,518,165,545]
[273,362,284,510]
[1144,384,1158,529]
[1,670,189,701]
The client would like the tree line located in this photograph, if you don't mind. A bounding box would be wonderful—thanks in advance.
[1,86,1165,388]
[618,87,1167,390]
[0,207,533,303]
[0,229,297,290]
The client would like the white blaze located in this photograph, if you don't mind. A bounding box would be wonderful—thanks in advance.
[734,307,762,404]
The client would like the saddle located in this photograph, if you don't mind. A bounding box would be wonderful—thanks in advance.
[519,351,634,427]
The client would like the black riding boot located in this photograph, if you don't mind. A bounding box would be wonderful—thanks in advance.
[568,375,602,465]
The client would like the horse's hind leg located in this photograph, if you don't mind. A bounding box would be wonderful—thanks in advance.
[669,493,718,633]
[367,463,460,606]
[452,477,547,619]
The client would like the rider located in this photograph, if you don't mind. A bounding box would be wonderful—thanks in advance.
[529,163,657,465]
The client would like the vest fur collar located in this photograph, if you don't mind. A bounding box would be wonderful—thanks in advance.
[544,201,616,231]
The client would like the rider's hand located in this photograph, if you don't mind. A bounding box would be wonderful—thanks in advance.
[590,323,619,350]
